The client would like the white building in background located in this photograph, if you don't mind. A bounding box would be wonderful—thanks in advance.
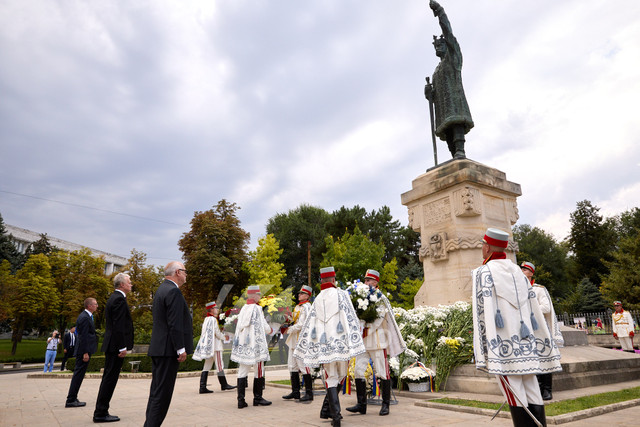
[5,224,127,275]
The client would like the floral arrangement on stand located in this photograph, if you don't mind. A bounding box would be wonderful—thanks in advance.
[400,361,435,392]
[393,301,473,391]
[345,280,385,323]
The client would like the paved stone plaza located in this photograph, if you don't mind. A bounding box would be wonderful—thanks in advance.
[2,367,640,426]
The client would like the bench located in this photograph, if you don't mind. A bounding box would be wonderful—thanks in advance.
[0,362,22,369]
[128,361,141,373]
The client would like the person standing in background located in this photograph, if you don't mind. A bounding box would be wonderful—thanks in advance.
[44,330,60,372]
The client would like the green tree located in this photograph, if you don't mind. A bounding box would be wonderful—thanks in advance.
[266,204,331,289]
[6,254,60,354]
[395,277,423,309]
[244,234,286,295]
[558,278,607,313]
[513,224,569,298]
[566,200,616,287]
[179,199,250,308]
[321,225,398,297]
[49,248,111,328]
[123,249,163,344]
[601,232,640,310]
[0,213,23,272]
[25,233,56,257]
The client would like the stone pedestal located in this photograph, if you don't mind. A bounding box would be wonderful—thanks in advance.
[401,159,521,307]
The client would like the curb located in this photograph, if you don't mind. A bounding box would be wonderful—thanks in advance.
[415,398,640,424]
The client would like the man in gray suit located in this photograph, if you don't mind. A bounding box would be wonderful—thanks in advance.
[144,261,193,427]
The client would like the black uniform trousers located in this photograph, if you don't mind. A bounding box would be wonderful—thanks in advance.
[144,356,180,427]
[60,346,75,370]
[94,352,125,417]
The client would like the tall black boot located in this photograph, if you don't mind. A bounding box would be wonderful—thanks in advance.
[543,374,553,401]
[379,379,391,416]
[282,372,300,400]
[199,371,213,394]
[218,373,236,390]
[237,377,248,408]
[327,386,342,427]
[253,377,272,406]
[320,394,330,419]
[508,405,537,427]
[345,378,367,414]
[299,373,314,402]
[528,404,547,427]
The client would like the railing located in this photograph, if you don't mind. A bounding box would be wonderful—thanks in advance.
[556,310,640,335]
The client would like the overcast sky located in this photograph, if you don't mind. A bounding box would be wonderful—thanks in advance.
[1,0,639,266]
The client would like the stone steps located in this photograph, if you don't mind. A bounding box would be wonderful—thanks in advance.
[442,345,640,395]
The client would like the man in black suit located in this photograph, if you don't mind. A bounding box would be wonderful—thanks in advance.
[144,261,193,427]
[93,273,135,423]
[60,325,76,371]
[65,297,99,408]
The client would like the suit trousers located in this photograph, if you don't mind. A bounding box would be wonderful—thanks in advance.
[94,352,125,417]
[144,356,179,427]
[61,347,75,370]
[66,355,89,403]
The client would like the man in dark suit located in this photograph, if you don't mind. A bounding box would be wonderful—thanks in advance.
[93,273,135,423]
[60,325,76,371]
[144,261,193,427]
[65,297,99,408]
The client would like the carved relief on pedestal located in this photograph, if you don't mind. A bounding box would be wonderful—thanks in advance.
[453,186,481,217]
[423,197,451,227]
[444,234,483,252]
[419,232,518,263]
[508,198,519,225]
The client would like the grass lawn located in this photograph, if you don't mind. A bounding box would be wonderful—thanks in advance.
[0,339,104,363]
[431,386,640,416]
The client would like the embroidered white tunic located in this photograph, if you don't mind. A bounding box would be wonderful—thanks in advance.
[612,310,635,337]
[285,302,311,349]
[532,283,564,347]
[231,303,271,365]
[293,287,365,366]
[472,259,562,375]
[192,316,225,361]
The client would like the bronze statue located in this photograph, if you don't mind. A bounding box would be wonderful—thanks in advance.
[424,0,474,160]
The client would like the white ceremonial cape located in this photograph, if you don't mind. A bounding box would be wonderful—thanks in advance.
[231,303,271,365]
[472,259,562,375]
[192,316,226,361]
[293,287,365,366]
[380,294,407,357]
[532,284,564,347]
[362,295,406,357]
[285,302,311,348]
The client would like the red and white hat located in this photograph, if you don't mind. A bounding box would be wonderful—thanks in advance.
[247,285,261,294]
[483,227,509,249]
[299,285,313,296]
[205,301,216,309]
[520,262,535,274]
[364,269,380,282]
[320,266,335,278]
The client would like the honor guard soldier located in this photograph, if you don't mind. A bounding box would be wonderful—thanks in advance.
[472,228,561,427]
[612,301,636,352]
[282,285,314,402]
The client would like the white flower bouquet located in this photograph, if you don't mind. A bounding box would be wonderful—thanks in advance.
[345,280,384,323]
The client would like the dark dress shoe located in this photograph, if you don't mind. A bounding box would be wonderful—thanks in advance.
[93,414,120,423]
[65,400,86,408]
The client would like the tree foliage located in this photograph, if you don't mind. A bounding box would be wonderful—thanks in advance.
[513,224,569,298]
[243,233,286,295]
[266,204,331,289]
[179,199,250,308]
[601,232,640,310]
[49,248,111,328]
[557,277,607,313]
[5,254,60,354]
[566,200,616,286]
[0,213,23,272]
